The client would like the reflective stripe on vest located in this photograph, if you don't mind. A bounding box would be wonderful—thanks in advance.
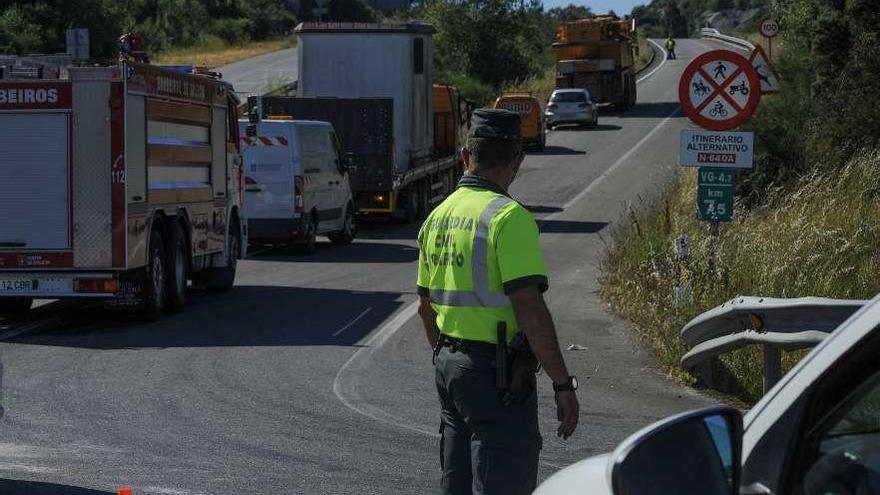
[429,196,513,308]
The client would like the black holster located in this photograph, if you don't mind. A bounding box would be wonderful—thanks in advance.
[502,332,540,406]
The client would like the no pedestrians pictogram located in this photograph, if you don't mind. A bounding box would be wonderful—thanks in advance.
[678,50,762,130]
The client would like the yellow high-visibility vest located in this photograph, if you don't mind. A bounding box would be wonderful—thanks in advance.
[417,176,548,344]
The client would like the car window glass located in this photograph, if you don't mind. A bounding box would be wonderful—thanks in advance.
[550,92,586,103]
[798,369,880,495]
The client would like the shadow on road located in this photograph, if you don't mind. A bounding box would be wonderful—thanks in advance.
[7,286,406,349]
[0,479,114,494]
[532,145,586,156]
[524,205,564,215]
[609,101,680,119]
[251,240,418,264]
[539,220,608,234]
[551,124,622,132]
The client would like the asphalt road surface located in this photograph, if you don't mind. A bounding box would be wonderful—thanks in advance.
[216,47,298,98]
[0,39,733,494]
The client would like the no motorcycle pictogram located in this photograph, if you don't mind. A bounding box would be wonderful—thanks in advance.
[678,50,762,131]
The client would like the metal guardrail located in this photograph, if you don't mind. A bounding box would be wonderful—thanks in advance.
[680,296,866,393]
[699,28,756,51]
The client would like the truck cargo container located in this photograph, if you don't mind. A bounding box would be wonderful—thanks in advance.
[292,22,463,219]
[553,16,638,109]
[0,62,246,319]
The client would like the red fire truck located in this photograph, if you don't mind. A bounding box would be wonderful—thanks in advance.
[0,62,246,319]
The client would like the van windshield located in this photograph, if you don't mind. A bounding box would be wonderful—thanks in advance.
[551,92,588,103]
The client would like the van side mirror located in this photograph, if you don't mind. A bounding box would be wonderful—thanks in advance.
[611,406,743,495]
[344,152,356,174]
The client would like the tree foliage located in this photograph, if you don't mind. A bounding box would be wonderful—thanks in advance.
[0,0,306,61]
[737,0,880,201]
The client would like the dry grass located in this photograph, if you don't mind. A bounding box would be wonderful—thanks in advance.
[636,38,654,72]
[154,37,295,68]
[600,150,880,402]
[504,69,556,107]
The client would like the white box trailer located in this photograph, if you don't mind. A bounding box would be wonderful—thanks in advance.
[295,22,435,172]
[0,63,246,318]
[292,22,463,220]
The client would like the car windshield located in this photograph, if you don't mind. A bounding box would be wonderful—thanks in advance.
[551,92,588,103]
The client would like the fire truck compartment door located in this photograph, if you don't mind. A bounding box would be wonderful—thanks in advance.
[0,113,70,250]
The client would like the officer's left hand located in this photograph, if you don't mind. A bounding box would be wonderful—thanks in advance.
[554,390,579,439]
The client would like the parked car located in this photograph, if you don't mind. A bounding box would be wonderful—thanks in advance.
[534,293,880,495]
[545,88,598,129]
[239,119,357,253]
[493,93,546,150]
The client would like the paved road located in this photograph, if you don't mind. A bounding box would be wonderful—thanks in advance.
[0,39,722,494]
[216,47,298,97]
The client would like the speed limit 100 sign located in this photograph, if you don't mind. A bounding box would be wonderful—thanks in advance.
[678,50,761,131]
[761,18,779,38]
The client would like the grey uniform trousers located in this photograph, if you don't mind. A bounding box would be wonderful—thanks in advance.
[434,345,541,495]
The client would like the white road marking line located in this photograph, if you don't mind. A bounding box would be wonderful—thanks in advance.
[332,307,373,337]
[333,303,432,436]
[551,108,680,217]
[332,43,680,467]
[637,39,668,84]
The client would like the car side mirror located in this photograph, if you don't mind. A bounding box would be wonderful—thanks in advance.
[611,406,743,495]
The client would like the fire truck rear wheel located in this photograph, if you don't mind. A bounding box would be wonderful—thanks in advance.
[142,227,167,320]
[165,221,189,314]
[0,298,33,318]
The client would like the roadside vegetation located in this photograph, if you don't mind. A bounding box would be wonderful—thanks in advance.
[153,38,295,68]
[1,1,310,64]
[602,0,880,402]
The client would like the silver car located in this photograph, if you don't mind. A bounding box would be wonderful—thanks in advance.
[545,89,598,129]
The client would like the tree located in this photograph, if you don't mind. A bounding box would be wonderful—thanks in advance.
[547,4,593,21]
[662,0,688,37]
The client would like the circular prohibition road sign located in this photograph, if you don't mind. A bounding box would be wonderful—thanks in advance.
[678,50,762,131]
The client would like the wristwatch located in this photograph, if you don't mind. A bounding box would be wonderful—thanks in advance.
[553,376,578,393]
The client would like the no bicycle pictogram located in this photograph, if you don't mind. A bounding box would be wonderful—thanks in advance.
[678,50,762,131]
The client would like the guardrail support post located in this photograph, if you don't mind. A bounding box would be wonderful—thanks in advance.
[762,344,781,394]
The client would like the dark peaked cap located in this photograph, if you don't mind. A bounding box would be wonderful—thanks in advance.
[468,108,521,141]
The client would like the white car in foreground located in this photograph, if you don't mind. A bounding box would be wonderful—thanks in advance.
[535,293,880,495]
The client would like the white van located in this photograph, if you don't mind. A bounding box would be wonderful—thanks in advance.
[239,120,356,252]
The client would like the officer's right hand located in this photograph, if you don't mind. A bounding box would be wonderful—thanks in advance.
[554,390,579,439]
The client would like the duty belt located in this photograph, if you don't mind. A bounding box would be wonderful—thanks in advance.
[433,334,495,364]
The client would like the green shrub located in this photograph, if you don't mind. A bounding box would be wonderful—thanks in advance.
[439,71,495,106]
[210,18,254,45]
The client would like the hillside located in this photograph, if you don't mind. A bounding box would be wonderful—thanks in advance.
[602,0,880,401]
[633,0,769,37]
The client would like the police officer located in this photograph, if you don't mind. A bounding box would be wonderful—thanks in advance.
[416,109,580,495]
[665,36,677,60]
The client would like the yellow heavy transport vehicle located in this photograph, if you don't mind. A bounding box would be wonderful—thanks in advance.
[554,15,638,109]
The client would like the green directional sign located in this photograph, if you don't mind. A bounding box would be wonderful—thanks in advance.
[697,167,735,222]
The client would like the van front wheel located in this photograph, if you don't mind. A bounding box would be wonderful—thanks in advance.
[300,215,318,254]
[329,207,357,245]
